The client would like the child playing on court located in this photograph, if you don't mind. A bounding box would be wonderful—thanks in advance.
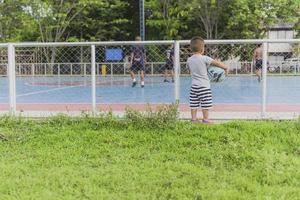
[164,44,174,83]
[130,36,146,88]
[187,37,228,124]
[253,44,263,82]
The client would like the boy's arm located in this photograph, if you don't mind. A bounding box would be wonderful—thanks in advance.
[130,52,134,66]
[252,50,256,63]
[211,60,229,74]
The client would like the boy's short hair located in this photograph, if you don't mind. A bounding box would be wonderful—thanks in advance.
[135,36,142,41]
[190,37,205,53]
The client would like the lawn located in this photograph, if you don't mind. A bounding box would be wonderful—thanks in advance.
[0,113,299,200]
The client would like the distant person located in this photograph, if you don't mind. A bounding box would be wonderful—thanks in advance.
[164,44,174,83]
[187,36,228,124]
[130,36,146,88]
[253,44,263,82]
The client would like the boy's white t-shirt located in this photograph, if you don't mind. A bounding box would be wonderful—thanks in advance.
[187,54,213,88]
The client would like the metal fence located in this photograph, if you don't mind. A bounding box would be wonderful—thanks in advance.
[0,39,299,119]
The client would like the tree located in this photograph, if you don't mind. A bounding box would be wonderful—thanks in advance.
[145,0,188,40]
[226,0,300,39]
[0,0,37,42]
[186,0,231,39]
[68,0,131,41]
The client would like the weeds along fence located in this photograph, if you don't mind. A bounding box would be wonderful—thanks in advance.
[0,39,299,118]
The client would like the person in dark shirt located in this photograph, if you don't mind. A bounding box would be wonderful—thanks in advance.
[130,36,146,88]
[164,44,174,82]
[253,44,263,82]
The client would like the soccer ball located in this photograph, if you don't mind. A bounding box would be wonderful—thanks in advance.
[207,66,226,82]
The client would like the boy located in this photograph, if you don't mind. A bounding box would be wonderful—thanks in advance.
[253,44,263,82]
[130,36,146,88]
[187,37,228,123]
[164,44,174,82]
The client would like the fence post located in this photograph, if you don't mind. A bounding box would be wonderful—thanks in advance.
[261,42,268,118]
[174,41,180,102]
[91,45,96,115]
[8,43,16,116]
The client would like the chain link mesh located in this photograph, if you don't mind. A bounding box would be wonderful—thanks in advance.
[95,44,175,105]
[0,41,299,116]
[266,42,300,113]
[95,44,172,76]
[180,43,258,75]
[14,46,92,112]
[0,46,8,112]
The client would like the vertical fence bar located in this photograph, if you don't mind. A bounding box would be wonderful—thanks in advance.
[111,64,113,76]
[123,63,126,75]
[280,62,282,74]
[151,63,154,75]
[18,64,21,75]
[31,64,35,76]
[71,64,73,76]
[174,41,180,102]
[8,43,16,115]
[261,42,268,118]
[84,63,87,76]
[91,45,96,114]
[297,44,300,74]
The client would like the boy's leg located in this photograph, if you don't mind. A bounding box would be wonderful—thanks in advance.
[190,85,201,121]
[140,70,145,87]
[199,87,213,122]
[255,69,261,82]
[130,66,137,87]
[191,109,197,121]
[171,69,174,82]
[202,109,209,121]
[164,69,169,82]
[130,70,135,80]
[255,60,262,82]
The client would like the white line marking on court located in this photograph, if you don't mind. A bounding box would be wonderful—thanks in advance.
[0,85,85,100]
[17,85,85,98]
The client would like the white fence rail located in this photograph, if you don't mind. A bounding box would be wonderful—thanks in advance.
[0,60,299,76]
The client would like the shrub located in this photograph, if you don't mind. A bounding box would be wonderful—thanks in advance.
[125,103,179,130]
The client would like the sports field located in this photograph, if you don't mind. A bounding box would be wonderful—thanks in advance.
[1,110,299,200]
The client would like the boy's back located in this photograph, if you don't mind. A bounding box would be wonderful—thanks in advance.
[187,54,213,88]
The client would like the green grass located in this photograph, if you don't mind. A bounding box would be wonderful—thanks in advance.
[0,115,300,200]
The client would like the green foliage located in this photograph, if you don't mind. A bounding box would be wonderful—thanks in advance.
[0,0,299,41]
[226,0,300,38]
[125,103,179,130]
[145,0,189,40]
[0,116,300,199]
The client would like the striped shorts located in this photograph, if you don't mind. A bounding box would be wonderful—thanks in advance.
[189,85,213,109]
